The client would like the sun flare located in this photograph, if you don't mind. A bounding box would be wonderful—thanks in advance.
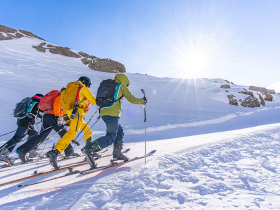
[178,53,209,79]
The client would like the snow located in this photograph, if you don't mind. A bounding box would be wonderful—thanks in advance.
[1,37,280,209]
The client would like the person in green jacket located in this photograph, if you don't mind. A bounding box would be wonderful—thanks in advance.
[82,74,147,167]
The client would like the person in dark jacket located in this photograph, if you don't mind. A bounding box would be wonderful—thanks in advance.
[16,89,79,163]
[0,94,44,165]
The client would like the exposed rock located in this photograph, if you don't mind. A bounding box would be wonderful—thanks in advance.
[264,94,273,101]
[0,25,17,33]
[229,98,239,106]
[0,24,45,41]
[220,84,230,89]
[87,58,126,73]
[48,46,81,58]
[241,96,260,108]
[258,94,265,106]
[267,89,276,94]
[18,30,45,41]
[1,24,126,73]
[227,94,235,99]
[238,91,253,97]
[249,86,275,95]
[32,42,47,52]
[81,57,89,65]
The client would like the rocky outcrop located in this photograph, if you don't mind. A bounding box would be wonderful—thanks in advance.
[229,98,239,106]
[0,24,45,41]
[264,94,273,101]
[238,90,253,97]
[1,24,126,73]
[220,84,231,89]
[32,43,126,73]
[249,86,275,95]
[241,96,260,108]
[258,94,265,106]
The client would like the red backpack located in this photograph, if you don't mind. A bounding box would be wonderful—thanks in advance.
[38,90,60,113]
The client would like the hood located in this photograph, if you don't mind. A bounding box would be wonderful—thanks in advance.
[114,74,130,86]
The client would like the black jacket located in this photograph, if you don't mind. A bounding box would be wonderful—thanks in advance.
[17,97,42,127]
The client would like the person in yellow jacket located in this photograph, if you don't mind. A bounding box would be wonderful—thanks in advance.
[46,76,96,169]
[81,74,147,168]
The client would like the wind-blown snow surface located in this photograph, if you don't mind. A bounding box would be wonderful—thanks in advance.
[0,37,280,209]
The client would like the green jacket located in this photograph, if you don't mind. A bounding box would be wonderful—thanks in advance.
[100,74,144,117]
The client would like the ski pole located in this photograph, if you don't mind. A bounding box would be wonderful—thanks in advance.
[3,125,53,151]
[141,89,147,165]
[75,115,101,146]
[73,108,100,143]
[0,121,42,138]
[0,130,17,138]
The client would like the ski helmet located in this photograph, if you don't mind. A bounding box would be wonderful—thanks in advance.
[79,76,92,88]
[33,93,44,100]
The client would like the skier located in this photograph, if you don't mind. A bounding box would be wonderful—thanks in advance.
[16,88,79,163]
[0,94,44,165]
[81,73,147,167]
[46,76,96,169]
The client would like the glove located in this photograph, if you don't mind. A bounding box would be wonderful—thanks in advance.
[56,116,63,126]
[63,114,71,126]
[28,123,35,130]
[142,96,147,104]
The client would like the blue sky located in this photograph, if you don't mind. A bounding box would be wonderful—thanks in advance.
[1,0,280,87]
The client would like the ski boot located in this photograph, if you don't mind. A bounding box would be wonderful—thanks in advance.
[46,149,60,169]
[111,140,128,164]
[0,148,13,166]
[81,140,101,168]
[15,148,27,164]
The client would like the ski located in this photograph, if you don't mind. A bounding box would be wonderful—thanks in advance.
[0,149,130,186]
[18,150,156,188]
[0,148,108,169]
[80,150,156,175]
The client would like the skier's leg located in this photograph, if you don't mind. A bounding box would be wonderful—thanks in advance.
[5,126,29,152]
[0,126,28,164]
[54,112,82,154]
[97,116,119,148]
[17,115,53,155]
[113,124,128,161]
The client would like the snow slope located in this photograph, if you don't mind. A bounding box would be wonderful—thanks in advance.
[0,37,280,209]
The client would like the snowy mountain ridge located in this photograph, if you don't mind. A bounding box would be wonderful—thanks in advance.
[1,33,280,209]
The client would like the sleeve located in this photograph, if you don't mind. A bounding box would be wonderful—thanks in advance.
[82,87,96,105]
[121,85,144,104]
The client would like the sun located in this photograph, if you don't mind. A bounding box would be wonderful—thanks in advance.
[178,53,209,78]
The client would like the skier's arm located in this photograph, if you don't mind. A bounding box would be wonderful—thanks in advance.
[121,85,144,104]
[81,87,96,105]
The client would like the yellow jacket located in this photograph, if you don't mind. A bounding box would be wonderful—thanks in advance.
[62,81,96,116]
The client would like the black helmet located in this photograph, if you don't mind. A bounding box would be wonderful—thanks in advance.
[79,76,92,88]
[33,93,44,100]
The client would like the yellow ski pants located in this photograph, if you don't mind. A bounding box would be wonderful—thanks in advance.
[55,110,92,153]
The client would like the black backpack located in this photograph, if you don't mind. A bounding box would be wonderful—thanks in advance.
[13,97,32,118]
[96,79,122,107]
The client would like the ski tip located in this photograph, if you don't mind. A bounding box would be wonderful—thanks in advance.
[147,150,156,156]
[18,185,23,188]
